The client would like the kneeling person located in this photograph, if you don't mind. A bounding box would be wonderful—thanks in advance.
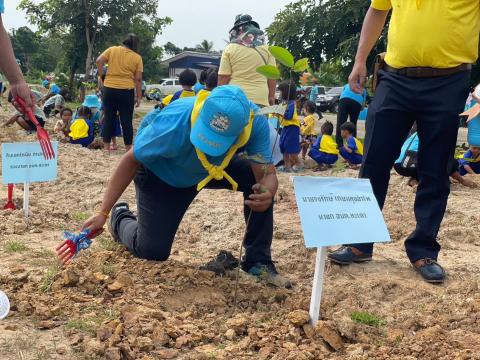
[82,86,289,287]
[308,121,338,170]
[339,122,363,167]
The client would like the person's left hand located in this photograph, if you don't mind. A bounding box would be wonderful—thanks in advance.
[269,96,276,106]
[135,97,141,108]
[10,80,35,112]
[245,184,273,212]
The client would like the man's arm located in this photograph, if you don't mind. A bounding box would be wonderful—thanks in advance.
[349,7,389,93]
[245,163,278,213]
[0,16,34,110]
[82,150,140,231]
[268,79,276,105]
[218,75,231,86]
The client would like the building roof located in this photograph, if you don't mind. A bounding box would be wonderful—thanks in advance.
[162,51,221,65]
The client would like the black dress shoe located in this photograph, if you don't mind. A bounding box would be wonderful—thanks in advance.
[328,246,372,265]
[413,258,445,284]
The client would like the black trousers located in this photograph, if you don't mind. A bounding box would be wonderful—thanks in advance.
[393,159,460,179]
[102,87,134,145]
[350,70,470,262]
[111,157,273,267]
[336,97,362,148]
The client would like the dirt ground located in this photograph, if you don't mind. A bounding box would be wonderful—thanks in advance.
[0,102,479,360]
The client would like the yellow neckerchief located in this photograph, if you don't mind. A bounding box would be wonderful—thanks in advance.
[191,93,254,192]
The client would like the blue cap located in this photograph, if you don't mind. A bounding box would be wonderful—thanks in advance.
[190,86,251,157]
[82,94,102,109]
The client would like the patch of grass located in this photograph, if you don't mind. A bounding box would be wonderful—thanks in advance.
[65,319,96,336]
[38,265,60,293]
[96,235,119,252]
[101,262,117,277]
[34,248,56,259]
[331,160,348,173]
[72,211,90,222]
[350,311,386,327]
[4,240,29,253]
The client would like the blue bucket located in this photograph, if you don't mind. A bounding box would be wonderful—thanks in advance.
[468,116,480,146]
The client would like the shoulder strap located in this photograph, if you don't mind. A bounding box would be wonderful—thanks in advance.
[253,46,268,65]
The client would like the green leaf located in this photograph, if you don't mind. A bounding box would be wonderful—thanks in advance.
[269,46,294,68]
[294,58,309,73]
[256,65,281,80]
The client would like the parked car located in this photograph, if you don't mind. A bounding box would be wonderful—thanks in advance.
[315,86,343,113]
[145,78,182,100]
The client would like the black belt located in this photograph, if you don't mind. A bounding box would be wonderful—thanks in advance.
[383,64,472,78]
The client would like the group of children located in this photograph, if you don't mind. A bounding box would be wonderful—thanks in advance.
[274,81,364,172]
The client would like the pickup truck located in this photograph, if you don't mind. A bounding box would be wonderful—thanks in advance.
[145,78,182,100]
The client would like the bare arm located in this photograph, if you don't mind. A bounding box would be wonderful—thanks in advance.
[245,163,278,212]
[349,7,389,93]
[82,150,140,231]
[134,71,142,107]
[268,79,276,105]
[96,55,107,88]
[0,16,35,110]
[218,74,231,86]
[463,164,476,175]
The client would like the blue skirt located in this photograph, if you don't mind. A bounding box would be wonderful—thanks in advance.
[279,125,301,154]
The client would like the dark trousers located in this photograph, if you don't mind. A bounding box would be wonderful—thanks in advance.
[336,98,362,148]
[111,157,273,267]
[102,87,134,145]
[350,70,470,262]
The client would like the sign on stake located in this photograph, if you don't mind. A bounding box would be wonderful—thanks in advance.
[293,176,390,325]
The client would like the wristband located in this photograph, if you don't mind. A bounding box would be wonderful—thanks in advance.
[96,210,110,218]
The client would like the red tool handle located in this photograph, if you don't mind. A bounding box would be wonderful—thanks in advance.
[14,97,42,128]
[7,184,13,202]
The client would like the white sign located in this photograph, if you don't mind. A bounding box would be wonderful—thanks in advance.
[293,176,390,247]
[293,176,391,326]
[1,142,58,184]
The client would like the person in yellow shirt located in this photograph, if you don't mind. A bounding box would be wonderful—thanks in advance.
[308,121,338,171]
[218,14,276,107]
[300,101,318,160]
[277,82,301,172]
[96,33,143,152]
[329,0,479,284]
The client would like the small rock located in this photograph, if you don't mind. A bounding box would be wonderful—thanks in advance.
[4,324,19,331]
[226,314,248,334]
[55,345,67,355]
[107,281,124,293]
[93,272,109,283]
[69,334,84,346]
[152,327,170,346]
[156,349,179,359]
[104,347,121,360]
[84,339,105,357]
[36,320,58,330]
[315,321,344,351]
[302,324,315,339]
[288,310,310,327]
[175,335,190,349]
[116,273,134,287]
[134,336,154,352]
[225,328,236,340]
[62,269,80,287]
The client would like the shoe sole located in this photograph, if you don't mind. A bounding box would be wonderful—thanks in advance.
[107,203,129,243]
[328,256,372,265]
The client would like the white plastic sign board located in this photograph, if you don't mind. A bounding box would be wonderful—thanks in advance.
[293,176,391,247]
[1,142,58,184]
[0,290,10,320]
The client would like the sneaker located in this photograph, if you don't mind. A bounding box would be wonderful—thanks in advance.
[413,258,445,284]
[108,202,130,243]
[328,246,372,265]
[243,262,292,288]
[200,250,239,275]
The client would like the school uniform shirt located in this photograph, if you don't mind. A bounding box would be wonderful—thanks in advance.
[372,0,480,69]
[219,44,276,106]
[340,84,367,106]
[101,46,143,89]
[15,105,46,123]
[459,150,480,166]
[134,97,272,188]
[395,133,419,164]
[49,83,61,95]
[193,82,205,94]
[279,101,300,128]
[0,0,4,13]
[313,135,339,155]
[301,115,317,136]
[346,136,363,156]
[44,94,65,108]
[171,89,195,103]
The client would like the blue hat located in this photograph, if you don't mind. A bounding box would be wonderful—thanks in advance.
[82,94,101,108]
[190,86,251,157]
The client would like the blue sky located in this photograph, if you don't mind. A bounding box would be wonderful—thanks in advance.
[3,0,294,51]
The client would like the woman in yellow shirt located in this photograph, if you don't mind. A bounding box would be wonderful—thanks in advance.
[96,33,143,152]
[218,14,276,107]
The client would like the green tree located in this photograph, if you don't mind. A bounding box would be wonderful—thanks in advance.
[267,0,388,81]
[19,0,171,84]
[196,40,214,53]
[164,41,183,56]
